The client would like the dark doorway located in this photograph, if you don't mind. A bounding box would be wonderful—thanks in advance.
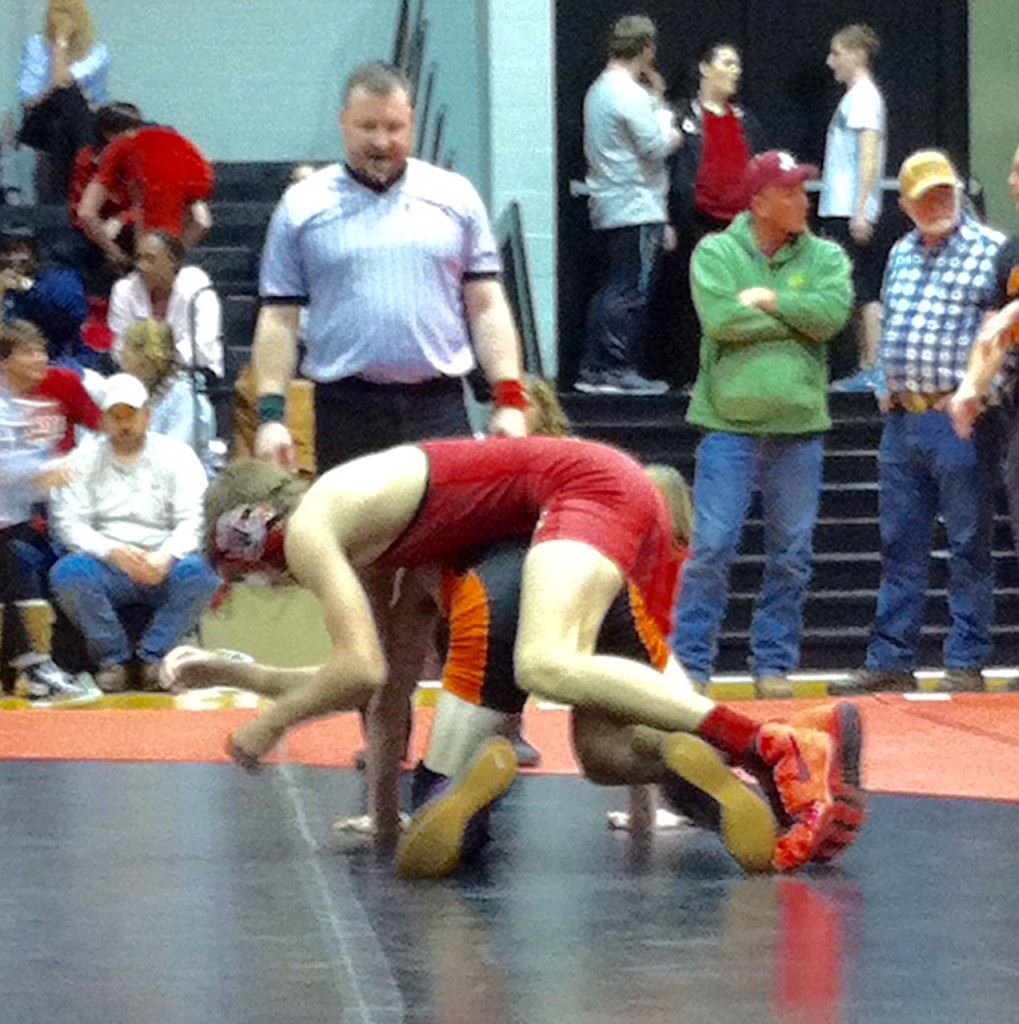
[555,1,969,386]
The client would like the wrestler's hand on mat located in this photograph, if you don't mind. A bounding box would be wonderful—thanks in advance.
[228,716,286,772]
[254,421,297,470]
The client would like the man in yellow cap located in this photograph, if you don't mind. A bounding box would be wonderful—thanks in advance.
[837,149,1005,695]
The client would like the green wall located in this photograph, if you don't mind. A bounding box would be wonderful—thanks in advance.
[1,0,485,185]
[970,3,1019,232]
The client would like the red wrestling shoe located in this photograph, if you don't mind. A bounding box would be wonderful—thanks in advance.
[753,702,866,871]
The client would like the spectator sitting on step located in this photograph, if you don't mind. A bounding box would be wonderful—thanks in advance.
[118,319,216,476]
[76,117,214,271]
[1,229,90,373]
[67,101,143,295]
[108,229,223,378]
[17,0,110,202]
[48,372,220,692]
[1,319,97,704]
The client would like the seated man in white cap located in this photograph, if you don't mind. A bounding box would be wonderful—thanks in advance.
[48,372,220,691]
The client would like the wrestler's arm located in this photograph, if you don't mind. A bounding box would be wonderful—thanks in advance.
[223,511,386,762]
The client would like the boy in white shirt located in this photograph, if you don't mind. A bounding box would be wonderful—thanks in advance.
[819,23,887,392]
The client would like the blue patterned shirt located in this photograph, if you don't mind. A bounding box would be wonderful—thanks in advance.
[879,213,1004,393]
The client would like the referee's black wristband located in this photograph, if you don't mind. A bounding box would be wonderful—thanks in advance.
[256,394,286,424]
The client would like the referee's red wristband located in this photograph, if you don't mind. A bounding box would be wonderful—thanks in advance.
[492,379,528,410]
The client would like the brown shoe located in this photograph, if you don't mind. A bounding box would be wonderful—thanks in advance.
[755,675,794,699]
[941,668,984,692]
[95,664,129,693]
[139,662,163,691]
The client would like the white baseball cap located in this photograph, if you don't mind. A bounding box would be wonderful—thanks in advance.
[100,373,149,412]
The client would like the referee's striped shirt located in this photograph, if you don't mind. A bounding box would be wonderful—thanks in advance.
[259,158,502,384]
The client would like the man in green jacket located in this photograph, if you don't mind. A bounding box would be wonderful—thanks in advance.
[672,150,852,698]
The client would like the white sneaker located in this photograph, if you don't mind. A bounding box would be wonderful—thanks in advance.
[14,659,101,706]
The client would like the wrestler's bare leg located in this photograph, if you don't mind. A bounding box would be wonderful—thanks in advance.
[161,646,319,695]
[514,539,715,731]
[230,446,430,764]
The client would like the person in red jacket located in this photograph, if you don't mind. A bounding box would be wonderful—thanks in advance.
[67,101,141,294]
[76,120,214,272]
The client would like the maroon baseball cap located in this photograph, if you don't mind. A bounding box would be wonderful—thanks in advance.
[742,150,818,202]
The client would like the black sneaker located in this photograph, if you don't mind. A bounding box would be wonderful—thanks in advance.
[828,668,916,695]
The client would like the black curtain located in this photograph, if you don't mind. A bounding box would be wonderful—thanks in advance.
[555,0,970,385]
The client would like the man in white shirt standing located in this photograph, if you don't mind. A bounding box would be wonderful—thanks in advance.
[574,15,679,395]
[48,373,220,692]
[819,23,887,393]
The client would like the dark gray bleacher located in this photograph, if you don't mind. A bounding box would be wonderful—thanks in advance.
[1,161,292,433]
[562,390,1019,673]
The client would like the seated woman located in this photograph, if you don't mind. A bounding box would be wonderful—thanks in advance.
[118,319,216,475]
[108,230,223,379]
[18,0,110,201]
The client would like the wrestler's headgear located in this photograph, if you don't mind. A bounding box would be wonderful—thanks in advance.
[204,459,309,583]
[212,503,290,581]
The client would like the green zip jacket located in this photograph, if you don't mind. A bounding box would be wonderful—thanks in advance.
[686,212,853,435]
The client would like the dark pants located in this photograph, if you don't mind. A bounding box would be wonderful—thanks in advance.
[313,376,471,471]
[867,409,1001,671]
[1002,401,1019,565]
[18,85,96,201]
[653,209,728,387]
[1,523,40,676]
[580,223,664,378]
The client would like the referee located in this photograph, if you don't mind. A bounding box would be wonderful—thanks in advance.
[247,61,527,836]
[251,60,526,470]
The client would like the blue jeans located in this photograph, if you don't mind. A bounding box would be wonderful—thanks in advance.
[672,432,823,680]
[867,410,997,671]
[581,223,664,376]
[49,553,221,667]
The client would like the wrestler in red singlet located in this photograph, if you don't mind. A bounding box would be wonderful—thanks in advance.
[377,436,677,634]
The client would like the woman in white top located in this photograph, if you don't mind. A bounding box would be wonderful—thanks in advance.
[18,0,111,201]
[108,229,224,379]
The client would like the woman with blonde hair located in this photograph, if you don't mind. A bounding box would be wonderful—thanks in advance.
[118,319,216,475]
[18,0,111,200]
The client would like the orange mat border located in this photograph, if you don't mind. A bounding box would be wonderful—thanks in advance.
[3,695,1019,802]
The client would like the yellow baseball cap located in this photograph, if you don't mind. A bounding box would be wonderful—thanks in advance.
[898,150,960,201]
